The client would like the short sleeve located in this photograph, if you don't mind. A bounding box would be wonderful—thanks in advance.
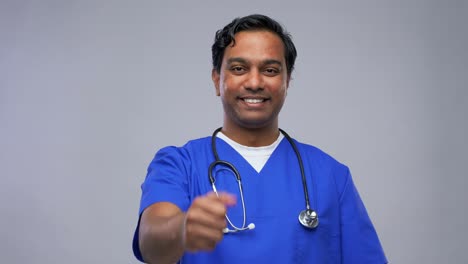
[133,146,191,262]
[139,146,191,214]
[337,167,388,263]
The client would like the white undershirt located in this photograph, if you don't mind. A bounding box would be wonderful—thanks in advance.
[217,132,284,173]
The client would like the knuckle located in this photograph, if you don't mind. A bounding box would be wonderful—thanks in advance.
[220,206,227,215]
[185,210,195,222]
[214,230,224,242]
[192,196,204,206]
[206,240,217,250]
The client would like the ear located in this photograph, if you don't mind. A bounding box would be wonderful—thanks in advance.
[212,69,221,96]
[285,74,291,95]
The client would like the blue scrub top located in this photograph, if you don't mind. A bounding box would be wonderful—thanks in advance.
[133,136,387,263]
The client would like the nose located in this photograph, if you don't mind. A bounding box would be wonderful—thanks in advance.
[244,70,264,91]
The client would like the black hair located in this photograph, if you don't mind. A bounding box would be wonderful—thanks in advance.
[211,14,297,76]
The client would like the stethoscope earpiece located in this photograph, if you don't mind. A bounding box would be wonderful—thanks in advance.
[223,223,255,234]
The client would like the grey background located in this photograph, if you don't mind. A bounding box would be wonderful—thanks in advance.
[1,0,467,263]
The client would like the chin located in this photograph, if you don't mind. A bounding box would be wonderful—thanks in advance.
[237,119,275,130]
[226,110,278,130]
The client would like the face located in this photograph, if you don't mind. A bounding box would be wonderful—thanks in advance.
[212,30,290,131]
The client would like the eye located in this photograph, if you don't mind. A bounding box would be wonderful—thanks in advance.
[264,67,280,76]
[230,66,246,75]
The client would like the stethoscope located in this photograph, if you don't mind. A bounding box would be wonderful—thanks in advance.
[208,127,319,233]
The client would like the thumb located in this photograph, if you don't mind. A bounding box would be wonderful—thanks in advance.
[216,192,237,207]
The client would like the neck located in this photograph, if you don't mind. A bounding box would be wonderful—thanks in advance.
[221,123,280,147]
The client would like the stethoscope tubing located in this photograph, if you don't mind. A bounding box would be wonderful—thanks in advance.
[278,129,316,212]
[208,127,318,230]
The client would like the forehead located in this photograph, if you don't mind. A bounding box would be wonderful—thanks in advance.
[223,30,286,63]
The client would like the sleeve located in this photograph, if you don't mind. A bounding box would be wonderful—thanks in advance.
[132,146,191,262]
[139,146,191,213]
[336,166,388,264]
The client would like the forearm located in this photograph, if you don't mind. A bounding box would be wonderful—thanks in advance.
[139,211,186,264]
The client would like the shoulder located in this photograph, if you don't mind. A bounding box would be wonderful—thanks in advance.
[293,139,347,170]
[148,136,211,170]
[154,136,211,158]
[143,136,212,193]
[292,139,351,194]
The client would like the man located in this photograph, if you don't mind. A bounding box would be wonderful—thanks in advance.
[133,14,387,263]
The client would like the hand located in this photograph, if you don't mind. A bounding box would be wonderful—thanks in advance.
[183,192,236,252]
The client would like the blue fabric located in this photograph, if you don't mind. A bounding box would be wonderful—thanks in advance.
[133,136,387,263]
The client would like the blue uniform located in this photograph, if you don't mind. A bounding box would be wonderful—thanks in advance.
[133,136,387,263]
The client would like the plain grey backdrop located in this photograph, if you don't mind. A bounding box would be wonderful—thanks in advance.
[1,0,467,263]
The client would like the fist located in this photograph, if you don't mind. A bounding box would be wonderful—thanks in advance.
[183,192,236,251]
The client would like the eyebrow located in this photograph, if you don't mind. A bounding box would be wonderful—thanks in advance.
[226,57,248,65]
[226,57,283,67]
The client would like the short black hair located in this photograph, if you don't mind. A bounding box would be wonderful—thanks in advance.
[211,14,297,76]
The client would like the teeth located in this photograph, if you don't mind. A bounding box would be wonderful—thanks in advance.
[244,98,264,103]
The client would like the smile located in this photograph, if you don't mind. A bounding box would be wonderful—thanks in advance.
[242,98,266,103]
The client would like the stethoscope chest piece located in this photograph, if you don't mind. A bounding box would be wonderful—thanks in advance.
[299,209,319,229]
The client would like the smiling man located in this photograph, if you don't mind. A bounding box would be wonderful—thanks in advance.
[213,30,289,146]
[133,14,387,264]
